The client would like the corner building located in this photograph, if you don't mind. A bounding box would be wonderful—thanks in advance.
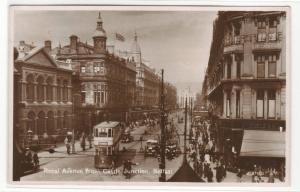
[53,13,136,134]
[202,11,286,169]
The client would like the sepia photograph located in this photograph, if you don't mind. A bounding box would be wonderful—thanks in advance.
[9,6,289,185]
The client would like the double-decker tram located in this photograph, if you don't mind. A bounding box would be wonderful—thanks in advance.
[93,121,123,169]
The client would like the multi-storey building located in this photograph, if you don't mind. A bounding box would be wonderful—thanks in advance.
[131,33,161,109]
[50,13,137,134]
[202,11,286,169]
[14,41,73,148]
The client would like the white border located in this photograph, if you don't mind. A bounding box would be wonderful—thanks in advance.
[1,1,300,192]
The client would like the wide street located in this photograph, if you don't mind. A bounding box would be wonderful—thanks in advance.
[21,111,187,182]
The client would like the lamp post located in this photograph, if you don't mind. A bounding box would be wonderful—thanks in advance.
[159,69,166,182]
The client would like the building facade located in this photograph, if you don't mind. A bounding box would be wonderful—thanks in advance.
[202,11,286,166]
[14,43,73,148]
[51,13,137,134]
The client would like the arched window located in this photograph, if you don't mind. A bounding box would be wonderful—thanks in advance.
[37,111,45,135]
[63,111,69,129]
[46,77,53,102]
[27,111,35,133]
[47,111,54,135]
[57,111,62,130]
[26,74,34,102]
[37,76,44,102]
[57,79,61,102]
[63,80,68,102]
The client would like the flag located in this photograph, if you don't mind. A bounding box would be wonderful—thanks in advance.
[115,33,125,42]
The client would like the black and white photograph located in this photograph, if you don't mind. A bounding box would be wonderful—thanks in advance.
[9,6,289,185]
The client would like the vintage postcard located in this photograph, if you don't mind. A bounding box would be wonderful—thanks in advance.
[8,5,289,186]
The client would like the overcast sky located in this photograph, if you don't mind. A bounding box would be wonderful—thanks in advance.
[13,10,217,94]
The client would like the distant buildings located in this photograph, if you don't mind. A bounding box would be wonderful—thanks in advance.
[201,11,286,169]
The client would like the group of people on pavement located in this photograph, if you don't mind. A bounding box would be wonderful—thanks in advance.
[64,132,93,154]
[187,118,229,183]
[21,148,39,171]
[187,117,284,183]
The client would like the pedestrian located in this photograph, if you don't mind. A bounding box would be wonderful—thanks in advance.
[207,167,214,182]
[236,168,243,182]
[88,134,93,149]
[268,171,275,183]
[216,164,223,182]
[32,152,39,168]
[80,133,86,151]
[64,137,71,154]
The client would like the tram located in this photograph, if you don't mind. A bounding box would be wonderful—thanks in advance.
[93,121,123,169]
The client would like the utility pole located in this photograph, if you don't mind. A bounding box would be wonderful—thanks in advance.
[159,69,166,182]
[71,94,76,154]
[183,97,187,162]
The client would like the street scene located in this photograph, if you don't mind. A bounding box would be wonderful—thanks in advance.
[11,8,287,183]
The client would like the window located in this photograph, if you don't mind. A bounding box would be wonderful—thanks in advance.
[26,75,34,102]
[256,90,264,118]
[236,90,240,118]
[81,66,86,73]
[268,90,276,118]
[257,19,266,29]
[268,32,277,41]
[257,55,265,78]
[108,129,112,137]
[37,76,44,102]
[81,92,86,103]
[268,55,277,77]
[94,91,100,105]
[46,78,53,102]
[257,33,266,42]
[226,91,231,118]
[62,80,68,102]
[269,17,278,28]
[94,64,100,73]
[57,80,61,102]
[227,63,231,79]
[107,147,112,155]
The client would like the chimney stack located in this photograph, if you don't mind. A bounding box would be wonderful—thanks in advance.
[70,35,78,50]
[44,40,52,53]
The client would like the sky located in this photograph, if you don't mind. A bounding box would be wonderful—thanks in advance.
[13,10,217,95]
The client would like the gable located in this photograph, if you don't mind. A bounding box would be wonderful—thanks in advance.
[26,51,57,68]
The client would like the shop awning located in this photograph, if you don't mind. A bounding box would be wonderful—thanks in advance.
[240,130,285,158]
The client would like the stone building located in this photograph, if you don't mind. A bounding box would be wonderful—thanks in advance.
[14,42,73,148]
[202,11,286,169]
[51,13,137,134]
[130,33,160,109]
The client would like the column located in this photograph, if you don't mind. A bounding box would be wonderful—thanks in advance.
[52,84,57,103]
[223,90,227,118]
[54,115,57,131]
[68,85,72,103]
[231,89,236,119]
[20,80,26,102]
[60,85,63,103]
[264,90,268,119]
[44,117,48,133]
[33,82,37,103]
[43,83,47,103]
[231,54,237,79]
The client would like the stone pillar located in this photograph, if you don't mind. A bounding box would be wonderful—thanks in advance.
[223,90,227,118]
[33,82,37,103]
[43,83,47,103]
[20,80,26,102]
[67,85,72,103]
[60,85,63,103]
[264,90,268,119]
[54,115,57,130]
[231,54,237,79]
[231,89,236,119]
[52,84,57,102]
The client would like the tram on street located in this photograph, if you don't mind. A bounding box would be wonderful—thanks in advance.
[93,121,123,169]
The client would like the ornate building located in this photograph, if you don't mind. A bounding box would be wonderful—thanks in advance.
[202,11,286,169]
[51,13,137,134]
[14,42,73,148]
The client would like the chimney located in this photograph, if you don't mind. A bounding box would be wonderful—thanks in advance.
[44,40,51,53]
[70,35,78,50]
[19,40,25,46]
